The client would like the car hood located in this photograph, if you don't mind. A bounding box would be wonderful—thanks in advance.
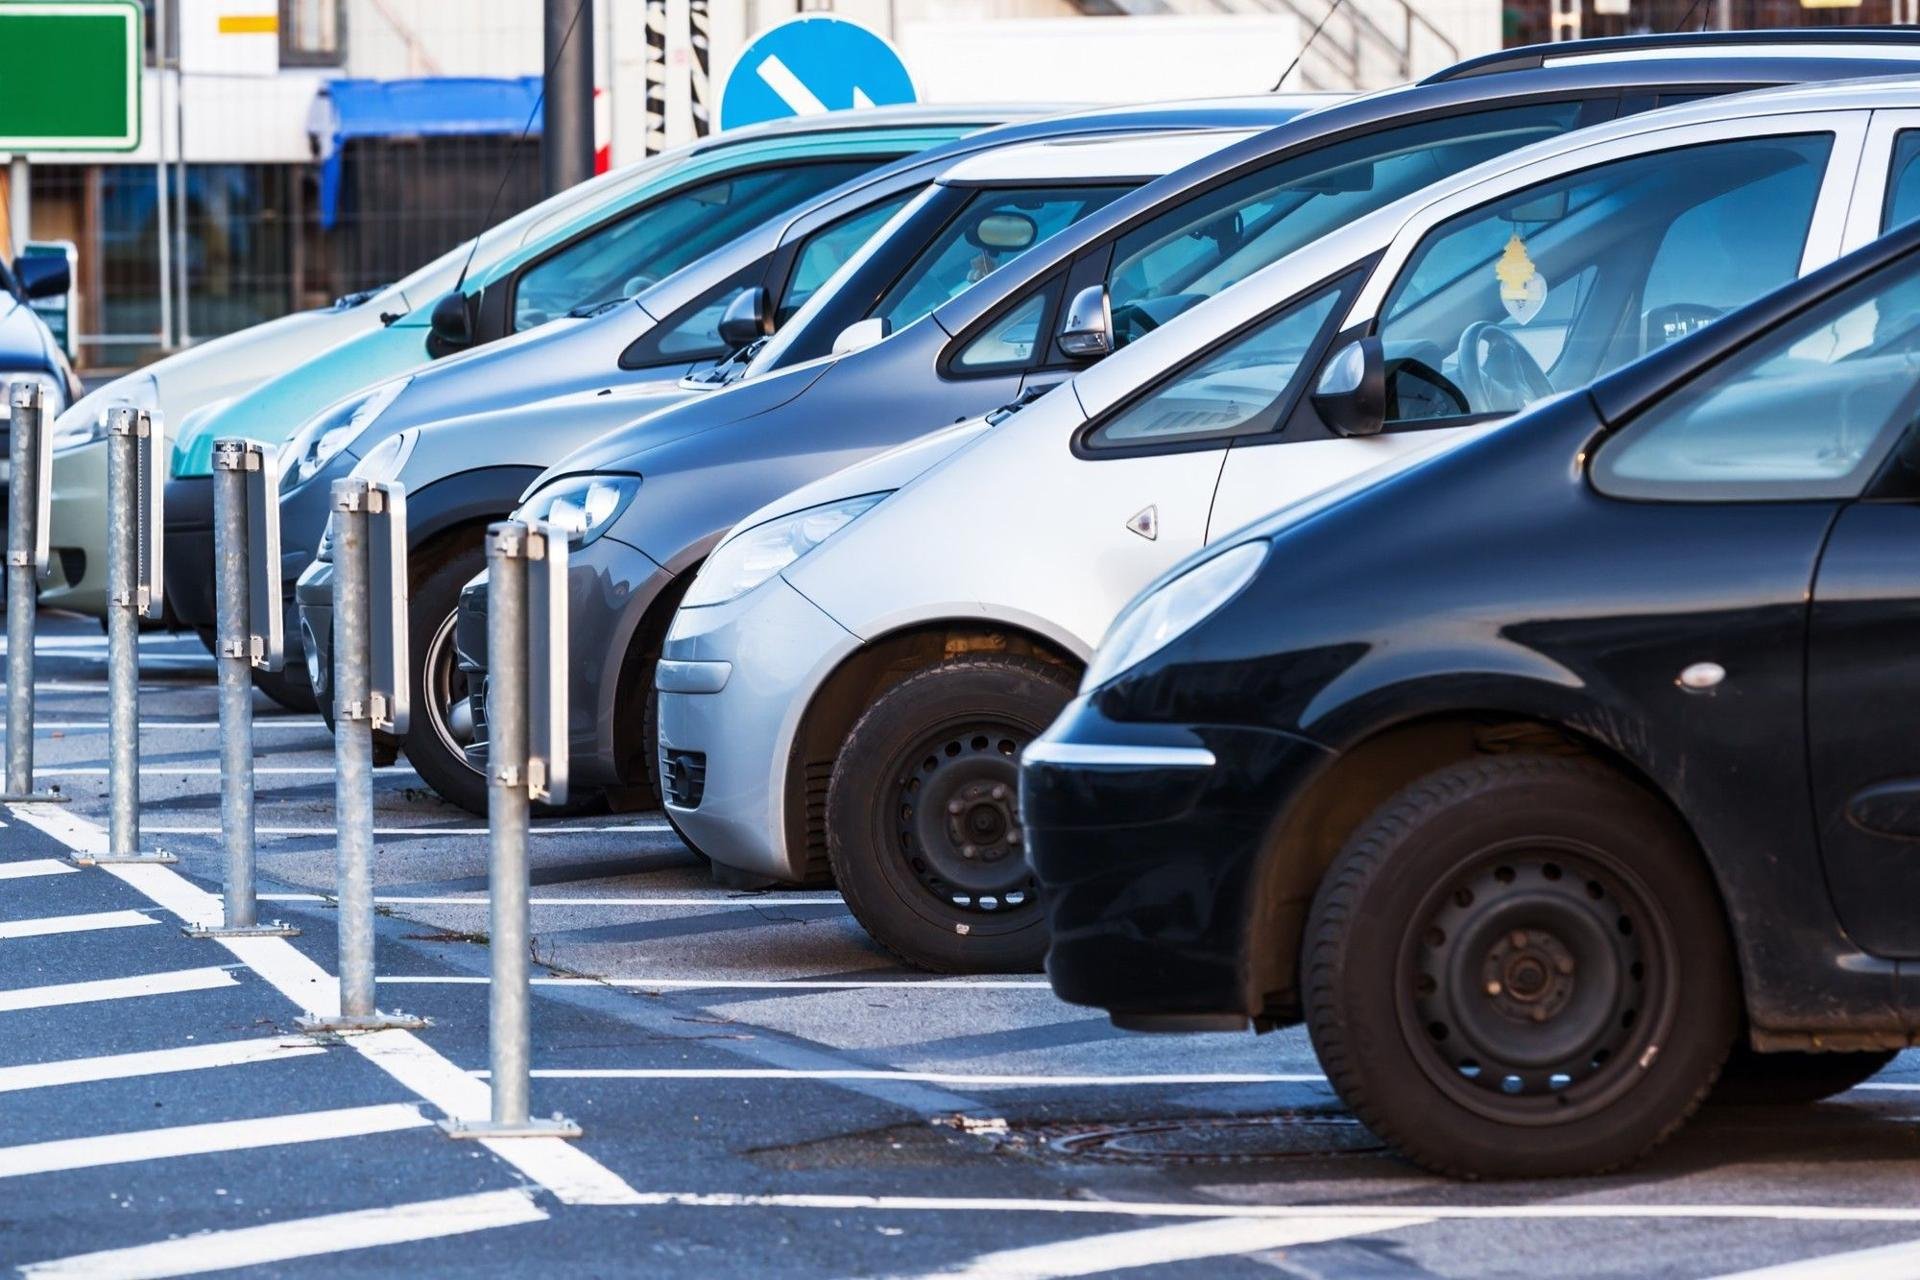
[533,356,838,484]
[367,311,619,435]
[728,414,994,541]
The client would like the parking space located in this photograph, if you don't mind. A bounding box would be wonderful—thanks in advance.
[3,611,1920,1279]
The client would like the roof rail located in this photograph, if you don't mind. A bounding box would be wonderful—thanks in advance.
[1423,26,1920,83]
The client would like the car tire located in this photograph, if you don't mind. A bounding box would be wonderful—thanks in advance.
[826,655,1073,974]
[401,542,491,815]
[1303,754,1738,1179]
[1710,1046,1899,1106]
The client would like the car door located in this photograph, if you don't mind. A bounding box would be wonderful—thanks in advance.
[1210,108,1870,539]
[1839,108,1920,251]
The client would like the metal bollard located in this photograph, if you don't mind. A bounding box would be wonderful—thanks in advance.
[2,380,67,803]
[444,520,578,1139]
[185,439,296,939]
[80,406,174,865]
[299,477,422,1033]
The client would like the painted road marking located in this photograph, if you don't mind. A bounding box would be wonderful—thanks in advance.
[158,822,675,836]
[0,1104,429,1180]
[7,802,644,1207]
[18,1187,547,1279]
[0,859,78,880]
[0,1037,325,1093]
[0,967,237,1013]
[511,1069,1329,1087]
[262,893,842,907]
[377,975,1052,990]
[35,765,419,777]
[0,909,155,940]
[14,719,320,731]
[1706,1236,1920,1278]
[894,1214,1434,1279]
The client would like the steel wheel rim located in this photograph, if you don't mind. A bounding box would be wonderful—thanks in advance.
[1393,837,1678,1126]
[890,717,1040,917]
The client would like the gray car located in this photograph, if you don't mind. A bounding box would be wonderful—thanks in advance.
[451,30,1920,845]
[293,104,1315,812]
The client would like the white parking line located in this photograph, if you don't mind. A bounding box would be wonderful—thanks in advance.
[378,975,1052,990]
[6,802,645,1208]
[0,1037,325,1093]
[512,1068,1327,1087]
[156,822,675,836]
[0,859,77,880]
[0,1103,429,1180]
[0,909,156,940]
[17,1187,547,1279]
[0,967,237,1013]
[34,765,419,777]
[892,1214,1434,1279]
[1705,1236,1920,1278]
[16,720,320,731]
[262,892,843,907]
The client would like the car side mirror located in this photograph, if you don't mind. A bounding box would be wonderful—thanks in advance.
[831,316,890,356]
[718,286,772,350]
[430,290,474,351]
[1058,284,1112,360]
[14,254,68,300]
[1311,337,1386,438]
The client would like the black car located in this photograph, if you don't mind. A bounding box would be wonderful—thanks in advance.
[1020,216,1920,1178]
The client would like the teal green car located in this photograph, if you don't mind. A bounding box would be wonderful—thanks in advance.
[169,108,1007,480]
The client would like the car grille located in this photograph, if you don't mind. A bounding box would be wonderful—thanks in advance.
[662,749,706,809]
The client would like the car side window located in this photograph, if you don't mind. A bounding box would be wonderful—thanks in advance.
[779,193,914,324]
[1593,252,1920,502]
[1083,285,1343,449]
[1101,101,1590,350]
[511,159,876,332]
[1884,131,1920,233]
[1375,133,1832,427]
[953,287,1055,372]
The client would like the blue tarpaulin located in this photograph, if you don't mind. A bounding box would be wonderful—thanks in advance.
[307,77,542,229]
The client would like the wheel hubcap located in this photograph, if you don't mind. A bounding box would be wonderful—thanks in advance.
[894,724,1036,913]
[1403,850,1656,1115]
[422,611,475,771]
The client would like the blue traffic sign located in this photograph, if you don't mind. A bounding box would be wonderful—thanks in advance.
[719,16,917,132]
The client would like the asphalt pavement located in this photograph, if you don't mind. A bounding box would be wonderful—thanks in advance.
[2,611,1919,1278]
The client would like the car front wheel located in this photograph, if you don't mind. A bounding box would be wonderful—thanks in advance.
[1303,754,1738,1178]
[826,655,1073,974]
[402,544,490,815]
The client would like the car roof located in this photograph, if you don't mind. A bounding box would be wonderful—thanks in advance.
[1070,75,1920,419]
[683,102,1069,152]
[1589,212,1920,425]
[933,51,1920,336]
[937,128,1264,184]
[1427,27,1920,81]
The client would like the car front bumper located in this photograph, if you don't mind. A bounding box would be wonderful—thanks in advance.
[655,576,860,885]
[455,532,673,790]
[39,438,107,614]
[1020,694,1333,1030]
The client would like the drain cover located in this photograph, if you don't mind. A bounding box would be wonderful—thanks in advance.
[1037,1113,1384,1164]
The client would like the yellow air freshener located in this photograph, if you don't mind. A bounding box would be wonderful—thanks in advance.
[1494,232,1548,325]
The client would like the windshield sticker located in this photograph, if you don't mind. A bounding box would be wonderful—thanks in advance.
[1495,232,1547,326]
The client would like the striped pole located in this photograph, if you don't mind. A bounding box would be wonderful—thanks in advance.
[644,0,668,156]
[688,0,712,138]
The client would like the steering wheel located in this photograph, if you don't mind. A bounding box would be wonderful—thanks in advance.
[1643,302,1724,350]
[1454,321,1555,414]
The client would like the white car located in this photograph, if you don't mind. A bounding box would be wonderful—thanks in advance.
[656,78,1920,970]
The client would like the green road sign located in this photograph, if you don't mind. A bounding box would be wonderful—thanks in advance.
[0,2,142,151]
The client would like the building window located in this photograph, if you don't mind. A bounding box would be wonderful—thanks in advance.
[279,0,344,66]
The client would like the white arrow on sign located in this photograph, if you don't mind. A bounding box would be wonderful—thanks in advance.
[755,54,876,115]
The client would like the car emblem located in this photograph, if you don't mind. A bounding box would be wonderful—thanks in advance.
[1126,505,1157,541]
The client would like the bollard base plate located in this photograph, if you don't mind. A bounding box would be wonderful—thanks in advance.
[184,921,302,939]
[440,1115,583,1141]
[296,1010,430,1034]
[71,849,178,866]
[0,791,70,804]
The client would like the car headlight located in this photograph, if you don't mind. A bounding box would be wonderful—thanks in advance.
[352,428,416,484]
[1080,540,1268,692]
[4,371,70,427]
[515,474,641,549]
[682,492,890,608]
[279,376,412,488]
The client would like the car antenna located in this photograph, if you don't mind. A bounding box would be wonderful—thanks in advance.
[452,0,589,293]
[1670,0,1710,32]
[1273,0,1352,91]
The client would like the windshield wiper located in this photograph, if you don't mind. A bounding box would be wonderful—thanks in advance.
[986,385,1049,426]
[687,337,768,387]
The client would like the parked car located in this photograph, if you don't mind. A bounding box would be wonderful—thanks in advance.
[295,123,1280,811]
[0,252,82,538]
[654,76,1920,971]
[40,108,914,618]
[165,106,1037,709]
[466,32,1920,857]
[1021,213,1920,1179]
